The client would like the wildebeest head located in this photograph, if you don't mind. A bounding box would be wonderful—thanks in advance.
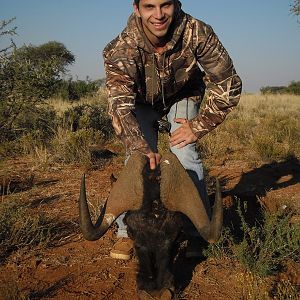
[79,152,223,244]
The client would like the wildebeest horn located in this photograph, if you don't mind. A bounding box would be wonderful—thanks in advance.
[160,153,223,243]
[79,152,147,241]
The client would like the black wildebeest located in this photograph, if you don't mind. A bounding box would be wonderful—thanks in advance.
[79,152,223,299]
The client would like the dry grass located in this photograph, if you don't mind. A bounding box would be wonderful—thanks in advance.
[236,271,270,300]
[48,88,108,117]
[17,89,114,167]
[0,276,28,300]
[0,200,74,263]
[235,270,299,300]
[199,93,300,165]
[3,92,300,168]
[1,92,299,300]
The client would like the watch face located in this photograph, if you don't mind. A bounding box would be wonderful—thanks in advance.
[156,119,171,134]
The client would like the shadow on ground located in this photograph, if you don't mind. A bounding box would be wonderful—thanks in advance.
[169,155,300,292]
[219,154,300,236]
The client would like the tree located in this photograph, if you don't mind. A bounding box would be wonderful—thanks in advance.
[0,47,62,135]
[260,81,300,95]
[15,41,75,74]
[0,18,17,54]
[55,77,105,101]
[0,18,75,141]
[290,0,300,17]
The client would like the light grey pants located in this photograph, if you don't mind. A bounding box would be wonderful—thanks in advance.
[116,99,211,238]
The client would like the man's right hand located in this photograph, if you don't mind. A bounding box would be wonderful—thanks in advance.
[146,152,161,170]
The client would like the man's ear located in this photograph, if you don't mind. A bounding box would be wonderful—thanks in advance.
[133,4,141,17]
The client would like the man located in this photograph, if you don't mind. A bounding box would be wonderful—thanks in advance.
[103,0,242,260]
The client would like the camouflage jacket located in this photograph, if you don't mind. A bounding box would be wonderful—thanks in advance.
[103,10,242,154]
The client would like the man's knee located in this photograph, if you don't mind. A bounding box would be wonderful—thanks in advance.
[170,144,199,164]
[170,144,204,180]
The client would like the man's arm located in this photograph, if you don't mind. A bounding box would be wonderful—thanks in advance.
[103,50,151,155]
[189,24,242,138]
[104,51,161,168]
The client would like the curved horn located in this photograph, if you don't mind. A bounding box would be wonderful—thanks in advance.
[79,152,147,241]
[160,153,223,243]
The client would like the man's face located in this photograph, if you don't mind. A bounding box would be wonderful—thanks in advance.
[134,0,176,45]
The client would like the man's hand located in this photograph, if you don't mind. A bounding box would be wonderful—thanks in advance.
[146,152,161,170]
[169,118,198,148]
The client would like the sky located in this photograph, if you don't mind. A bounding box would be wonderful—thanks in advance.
[1,0,300,92]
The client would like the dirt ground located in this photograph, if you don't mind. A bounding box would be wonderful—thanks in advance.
[0,149,299,300]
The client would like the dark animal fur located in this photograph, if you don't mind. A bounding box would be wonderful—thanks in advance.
[124,166,183,294]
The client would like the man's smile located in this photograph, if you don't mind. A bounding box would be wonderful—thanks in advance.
[151,19,168,30]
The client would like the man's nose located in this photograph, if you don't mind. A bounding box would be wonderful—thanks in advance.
[154,8,164,19]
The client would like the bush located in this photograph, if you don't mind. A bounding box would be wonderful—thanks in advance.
[0,50,62,130]
[62,103,114,138]
[0,105,59,158]
[6,105,57,141]
[260,86,286,94]
[51,127,104,165]
[260,81,300,95]
[0,22,75,148]
[54,78,104,101]
[205,202,300,277]
[237,208,299,276]
[284,81,300,95]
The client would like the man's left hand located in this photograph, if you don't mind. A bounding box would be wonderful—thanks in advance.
[169,118,198,148]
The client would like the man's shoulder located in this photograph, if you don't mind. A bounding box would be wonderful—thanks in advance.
[184,13,213,36]
[103,36,120,57]
[103,32,138,62]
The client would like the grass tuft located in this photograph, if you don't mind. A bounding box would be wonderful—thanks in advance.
[205,201,300,277]
[0,276,29,300]
[0,200,76,263]
[232,203,300,276]
[199,94,300,164]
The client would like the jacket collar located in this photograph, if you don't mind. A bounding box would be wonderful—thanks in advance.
[123,9,187,54]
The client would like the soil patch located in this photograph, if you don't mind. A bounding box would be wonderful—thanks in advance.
[1,154,299,299]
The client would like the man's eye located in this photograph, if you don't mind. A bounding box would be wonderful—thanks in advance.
[162,2,172,8]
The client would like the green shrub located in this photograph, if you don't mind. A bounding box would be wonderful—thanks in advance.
[260,81,300,95]
[0,51,61,132]
[0,105,59,158]
[62,103,114,139]
[205,201,300,277]
[0,24,75,154]
[233,204,299,276]
[202,227,233,259]
[54,78,103,101]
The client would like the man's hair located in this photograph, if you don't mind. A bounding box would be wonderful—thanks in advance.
[134,0,180,7]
